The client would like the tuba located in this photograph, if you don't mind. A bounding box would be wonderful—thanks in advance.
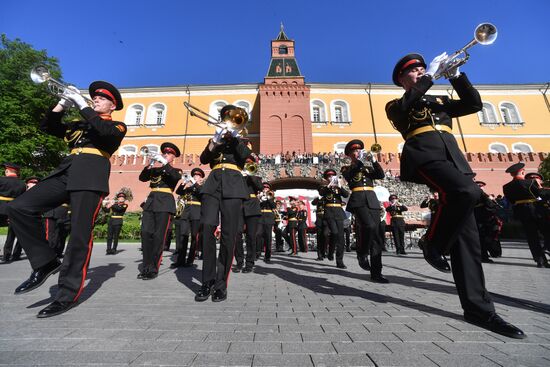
[433,23,498,80]
[30,65,93,106]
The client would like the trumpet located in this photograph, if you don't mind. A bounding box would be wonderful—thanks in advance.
[139,147,167,166]
[433,23,497,80]
[184,101,248,135]
[30,65,93,106]
[182,172,196,185]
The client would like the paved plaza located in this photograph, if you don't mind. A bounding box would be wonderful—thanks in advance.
[0,240,549,366]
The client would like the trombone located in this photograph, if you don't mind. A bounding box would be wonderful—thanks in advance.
[30,65,93,106]
[183,101,248,135]
[433,23,498,80]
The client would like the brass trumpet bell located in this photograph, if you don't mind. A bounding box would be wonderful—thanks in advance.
[184,101,248,135]
[244,162,258,175]
[370,143,382,153]
[30,65,93,106]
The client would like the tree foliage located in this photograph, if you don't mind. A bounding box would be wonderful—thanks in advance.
[0,34,69,179]
[539,154,550,186]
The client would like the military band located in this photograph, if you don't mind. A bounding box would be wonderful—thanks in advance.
[386,194,408,255]
[257,182,277,263]
[104,193,128,255]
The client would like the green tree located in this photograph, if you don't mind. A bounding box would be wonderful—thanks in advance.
[0,34,69,179]
[539,154,550,186]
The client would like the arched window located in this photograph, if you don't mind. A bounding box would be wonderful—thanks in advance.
[279,45,288,55]
[146,103,166,126]
[310,99,327,123]
[500,102,523,126]
[142,144,159,154]
[333,142,347,154]
[125,104,144,126]
[488,142,508,153]
[234,100,252,123]
[118,145,137,156]
[512,142,533,153]
[477,102,498,125]
[208,100,228,123]
[330,100,351,124]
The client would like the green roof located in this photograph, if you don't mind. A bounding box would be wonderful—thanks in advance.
[266,58,302,77]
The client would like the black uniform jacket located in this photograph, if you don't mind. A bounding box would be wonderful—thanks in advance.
[474,193,498,223]
[242,175,263,217]
[0,176,26,216]
[259,197,277,225]
[385,73,482,183]
[139,164,181,214]
[284,207,299,228]
[386,204,408,222]
[175,183,202,220]
[342,160,384,211]
[420,198,439,214]
[200,138,251,199]
[312,197,325,227]
[109,203,127,225]
[44,205,70,220]
[503,178,540,204]
[318,186,348,220]
[40,107,127,193]
[297,209,308,228]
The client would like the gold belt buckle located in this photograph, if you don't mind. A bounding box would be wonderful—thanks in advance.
[435,125,442,131]
[75,147,83,155]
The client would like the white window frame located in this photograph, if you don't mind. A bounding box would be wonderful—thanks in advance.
[511,142,533,153]
[208,100,229,124]
[333,142,347,154]
[329,100,351,124]
[488,142,508,154]
[118,144,138,156]
[233,99,252,122]
[499,101,523,127]
[145,103,167,126]
[477,101,499,128]
[310,99,328,124]
[124,103,145,126]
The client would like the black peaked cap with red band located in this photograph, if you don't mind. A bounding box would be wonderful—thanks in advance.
[2,162,20,171]
[525,172,543,180]
[160,142,181,157]
[263,182,272,190]
[344,139,364,156]
[191,168,205,178]
[25,176,40,184]
[475,181,486,187]
[89,81,124,111]
[323,169,337,180]
[116,192,127,198]
[389,194,398,201]
[392,53,426,87]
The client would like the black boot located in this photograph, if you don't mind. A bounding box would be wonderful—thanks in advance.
[14,259,61,294]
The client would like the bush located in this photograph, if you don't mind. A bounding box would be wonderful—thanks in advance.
[93,212,143,240]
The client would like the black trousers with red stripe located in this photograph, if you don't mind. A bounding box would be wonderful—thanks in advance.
[417,160,495,318]
[257,223,273,261]
[141,211,171,274]
[353,206,383,276]
[7,175,103,303]
[283,223,298,254]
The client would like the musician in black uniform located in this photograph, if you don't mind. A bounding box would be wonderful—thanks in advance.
[318,169,348,268]
[296,200,309,253]
[1,163,26,262]
[525,172,550,255]
[312,196,327,260]
[233,158,262,273]
[341,141,387,281]
[104,192,128,255]
[171,168,204,268]
[420,192,439,221]
[273,200,285,252]
[503,163,549,268]
[282,197,299,255]
[385,53,525,338]
[474,181,501,263]
[8,81,126,317]
[195,105,251,302]
[257,182,277,263]
[386,194,408,255]
[138,142,182,279]
[44,203,71,258]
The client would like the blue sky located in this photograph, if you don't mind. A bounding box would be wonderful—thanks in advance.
[3,0,549,88]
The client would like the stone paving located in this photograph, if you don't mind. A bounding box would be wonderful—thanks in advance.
[0,240,549,366]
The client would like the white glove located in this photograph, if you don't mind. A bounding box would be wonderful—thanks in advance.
[58,96,74,110]
[63,86,88,110]
[212,126,227,144]
[370,152,377,162]
[189,177,196,185]
[425,52,448,77]
[153,154,168,165]
[230,128,241,138]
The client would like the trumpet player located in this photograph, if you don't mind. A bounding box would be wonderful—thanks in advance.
[171,168,204,268]
[138,142,182,280]
[341,140,387,282]
[297,200,309,253]
[282,197,299,255]
[8,81,126,317]
[318,169,348,268]
[311,196,328,261]
[257,182,277,263]
[273,200,285,252]
[385,53,525,339]
[385,194,408,255]
[195,105,251,302]
[0,163,26,263]
[104,193,128,255]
